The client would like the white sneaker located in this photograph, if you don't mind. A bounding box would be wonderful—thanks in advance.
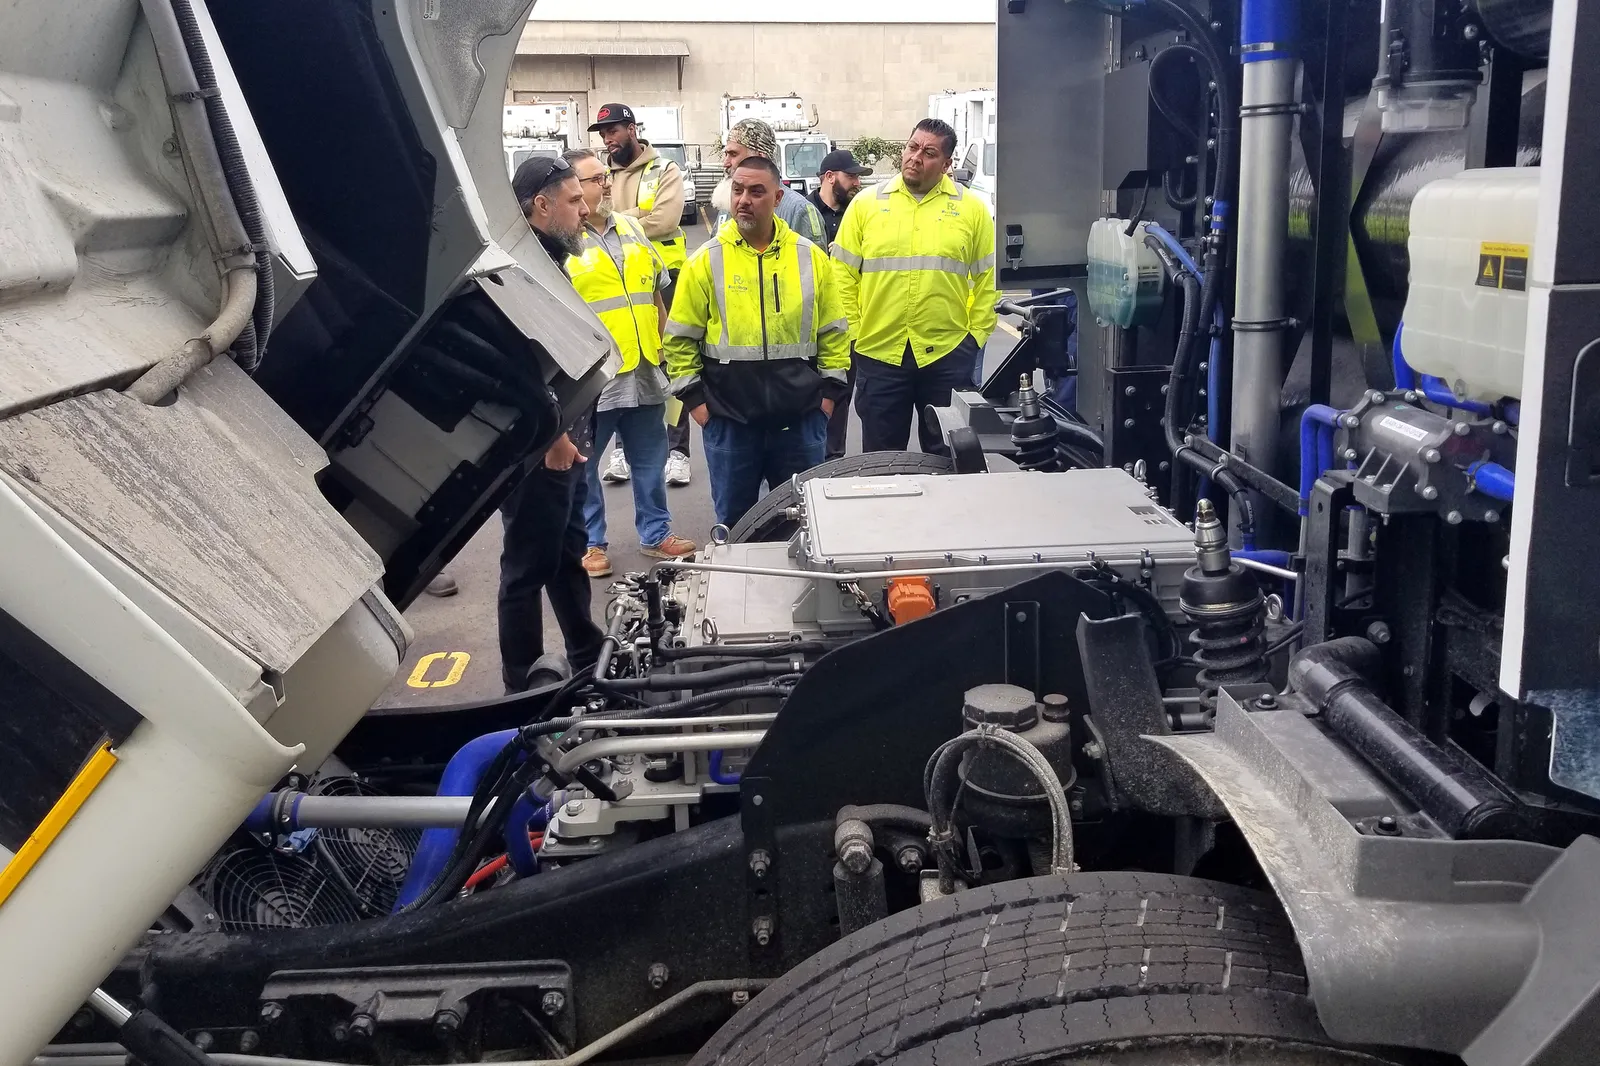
[602,447,631,483]
[665,450,692,487]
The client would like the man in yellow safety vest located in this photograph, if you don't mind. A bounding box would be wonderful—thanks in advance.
[664,155,850,528]
[562,149,696,579]
[831,118,998,456]
[591,102,696,487]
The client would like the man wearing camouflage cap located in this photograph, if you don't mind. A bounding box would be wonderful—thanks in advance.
[712,117,827,247]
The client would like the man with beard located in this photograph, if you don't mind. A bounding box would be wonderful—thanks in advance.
[665,155,849,528]
[831,118,997,457]
[590,103,694,487]
[560,148,696,579]
[713,118,827,247]
[494,154,606,692]
[810,148,872,458]
[809,148,871,245]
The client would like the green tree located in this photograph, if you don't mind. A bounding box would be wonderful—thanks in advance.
[850,135,900,169]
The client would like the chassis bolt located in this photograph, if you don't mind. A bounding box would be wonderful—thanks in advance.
[238,1031,261,1054]
[1420,485,1439,501]
[1376,815,1401,836]
[1403,390,1421,403]
[331,1022,350,1043]
[732,990,751,1006]
[1341,413,1361,429]
[542,991,567,1017]
[648,962,671,990]
[564,798,584,816]
[348,1014,375,1041]
[1366,621,1393,645]
[259,1002,285,1026]
[752,915,775,947]
[1254,693,1278,710]
[896,845,925,873]
[1446,510,1464,525]
[1491,420,1508,435]
[1453,421,1472,437]
[1082,740,1104,760]
[433,1009,463,1039]
[193,1033,215,1052]
[1484,509,1501,523]
[1422,447,1441,464]
[748,849,772,879]
[838,839,873,875]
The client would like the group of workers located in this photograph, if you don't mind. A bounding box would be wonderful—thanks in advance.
[484,103,998,692]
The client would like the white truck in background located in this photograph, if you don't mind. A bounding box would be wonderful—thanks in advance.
[929,88,997,219]
[503,101,576,178]
[721,93,832,196]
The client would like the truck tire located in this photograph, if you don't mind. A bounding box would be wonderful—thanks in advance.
[727,451,954,543]
[691,873,1426,1066]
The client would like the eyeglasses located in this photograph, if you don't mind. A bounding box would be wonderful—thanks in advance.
[578,172,611,187]
[530,155,574,195]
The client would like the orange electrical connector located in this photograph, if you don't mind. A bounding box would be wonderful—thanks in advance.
[886,576,937,625]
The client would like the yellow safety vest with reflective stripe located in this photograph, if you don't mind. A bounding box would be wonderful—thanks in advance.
[638,156,688,273]
[565,214,664,375]
[662,218,850,421]
[831,173,998,367]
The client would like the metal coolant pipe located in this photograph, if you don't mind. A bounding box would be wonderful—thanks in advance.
[1230,0,1300,541]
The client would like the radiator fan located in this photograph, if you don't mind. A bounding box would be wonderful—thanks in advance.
[308,775,420,916]
[197,847,363,931]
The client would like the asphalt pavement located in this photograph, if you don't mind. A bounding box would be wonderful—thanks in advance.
[378,220,1024,709]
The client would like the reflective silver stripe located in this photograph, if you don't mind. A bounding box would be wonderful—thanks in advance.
[669,373,702,396]
[830,244,863,270]
[971,253,996,274]
[797,244,816,342]
[705,342,817,362]
[821,368,849,383]
[664,321,705,340]
[819,317,849,334]
[586,294,633,313]
[861,255,970,275]
[948,183,965,201]
[706,241,730,346]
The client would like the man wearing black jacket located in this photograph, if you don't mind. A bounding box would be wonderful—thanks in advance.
[496,155,605,691]
[810,149,872,458]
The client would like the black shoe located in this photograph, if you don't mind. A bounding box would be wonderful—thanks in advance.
[425,573,459,597]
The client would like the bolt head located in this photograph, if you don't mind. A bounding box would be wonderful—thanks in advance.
[1082,740,1104,760]
[1453,421,1472,437]
[239,1031,261,1054]
[1484,509,1501,523]
[1342,448,1359,461]
[1446,510,1463,525]
[1124,385,1137,396]
[1341,414,1361,429]
[1366,621,1392,645]
[260,1002,285,1025]
[1422,447,1441,464]
[1464,22,1480,38]
[839,838,873,874]
[732,990,751,1006]
[896,846,924,873]
[1367,389,1387,404]
[647,962,671,990]
[564,798,584,816]
[542,991,567,1017]
[1254,693,1278,710]
[1421,485,1439,500]
[748,848,772,878]
[349,1015,375,1040]
[1403,390,1421,403]
[1492,420,1508,435]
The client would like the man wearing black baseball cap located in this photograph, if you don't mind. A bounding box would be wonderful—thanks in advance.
[808,148,872,246]
[810,149,871,459]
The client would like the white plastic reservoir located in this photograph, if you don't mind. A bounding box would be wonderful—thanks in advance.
[1403,167,1540,402]
[1087,218,1166,329]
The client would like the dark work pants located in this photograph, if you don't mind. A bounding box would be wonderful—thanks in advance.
[661,268,693,458]
[702,409,828,528]
[497,463,604,692]
[854,336,981,456]
[824,357,857,461]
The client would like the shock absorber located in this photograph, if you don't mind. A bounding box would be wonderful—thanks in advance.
[1180,499,1268,696]
[1010,375,1059,471]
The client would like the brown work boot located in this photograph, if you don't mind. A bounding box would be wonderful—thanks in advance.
[641,534,697,560]
[582,547,613,578]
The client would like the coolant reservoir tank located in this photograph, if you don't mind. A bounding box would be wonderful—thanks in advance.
[1087,218,1165,328]
[1403,167,1540,403]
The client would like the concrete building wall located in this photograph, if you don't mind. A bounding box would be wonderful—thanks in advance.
[510,20,996,152]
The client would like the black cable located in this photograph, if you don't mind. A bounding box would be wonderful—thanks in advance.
[1148,42,1210,141]
[1163,168,1198,210]
[601,660,794,692]
[655,640,841,661]
[170,0,273,370]
[1123,171,1155,236]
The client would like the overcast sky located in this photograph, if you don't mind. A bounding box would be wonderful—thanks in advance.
[528,0,994,22]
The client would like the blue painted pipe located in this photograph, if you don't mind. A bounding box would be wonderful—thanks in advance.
[393,728,520,911]
[502,792,550,878]
[1392,325,1495,415]
[1300,404,1342,515]
[1240,0,1299,61]
[708,750,742,785]
[1469,460,1516,502]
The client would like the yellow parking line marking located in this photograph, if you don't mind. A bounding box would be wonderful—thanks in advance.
[999,320,1021,338]
[407,651,471,689]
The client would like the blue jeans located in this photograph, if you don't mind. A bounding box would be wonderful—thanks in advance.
[702,408,827,528]
[584,403,672,549]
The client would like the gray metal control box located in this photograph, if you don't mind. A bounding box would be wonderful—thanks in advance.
[677,469,1197,644]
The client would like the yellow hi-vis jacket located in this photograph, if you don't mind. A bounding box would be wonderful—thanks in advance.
[664,217,850,424]
[612,144,687,272]
[830,173,999,367]
[566,214,668,375]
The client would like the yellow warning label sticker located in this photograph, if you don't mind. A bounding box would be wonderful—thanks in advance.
[1477,242,1531,292]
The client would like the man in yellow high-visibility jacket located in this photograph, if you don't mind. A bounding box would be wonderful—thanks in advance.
[563,150,697,579]
[831,118,998,456]
[664,155,850,528]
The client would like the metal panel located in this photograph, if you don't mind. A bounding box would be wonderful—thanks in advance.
[997,0,1108,284]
